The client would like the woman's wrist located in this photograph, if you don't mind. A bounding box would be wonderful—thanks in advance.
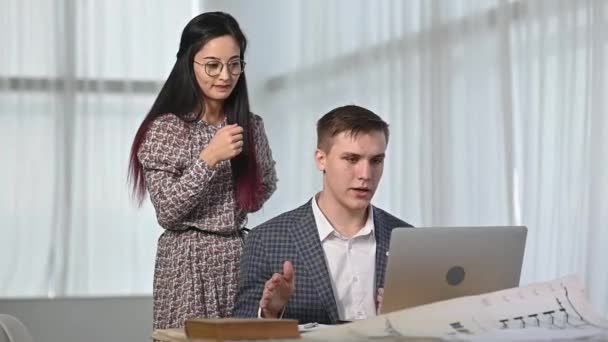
[200,149,218,167]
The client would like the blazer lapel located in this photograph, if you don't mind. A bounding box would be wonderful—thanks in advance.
[288,201,340,323]
[374,207,391,292]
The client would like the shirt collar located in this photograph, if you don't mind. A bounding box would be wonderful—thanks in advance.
[311,193,375,242]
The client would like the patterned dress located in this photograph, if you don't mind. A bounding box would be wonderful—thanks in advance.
[138,113,277,329]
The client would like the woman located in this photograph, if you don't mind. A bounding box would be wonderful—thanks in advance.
[128,12,277,329]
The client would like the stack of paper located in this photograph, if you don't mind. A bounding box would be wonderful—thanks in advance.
[304,275,608,341]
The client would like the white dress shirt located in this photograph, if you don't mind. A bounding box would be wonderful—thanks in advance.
[311,195,377,321]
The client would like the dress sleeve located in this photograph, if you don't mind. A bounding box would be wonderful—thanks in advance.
[251,114,278,211]
[137,114,218,230]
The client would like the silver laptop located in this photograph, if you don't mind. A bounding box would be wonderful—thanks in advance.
[382,226,527,314]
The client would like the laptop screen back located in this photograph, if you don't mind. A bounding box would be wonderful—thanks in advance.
[382,226,527,314]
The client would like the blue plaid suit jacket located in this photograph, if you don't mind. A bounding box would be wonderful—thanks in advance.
[233,200,412,324]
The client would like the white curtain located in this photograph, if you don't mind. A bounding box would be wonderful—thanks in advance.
[0,0,199,296]
[2,0,607,317]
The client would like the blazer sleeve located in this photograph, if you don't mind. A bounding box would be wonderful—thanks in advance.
[233,228,270,317]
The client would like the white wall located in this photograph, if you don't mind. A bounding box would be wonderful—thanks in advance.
[0,297,152,342]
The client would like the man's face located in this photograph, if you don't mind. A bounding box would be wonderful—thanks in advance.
[315,130,387,212]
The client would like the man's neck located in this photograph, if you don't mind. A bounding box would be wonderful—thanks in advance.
[316,192,369,238]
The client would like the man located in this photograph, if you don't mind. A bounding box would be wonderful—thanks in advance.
[233,105,412,324]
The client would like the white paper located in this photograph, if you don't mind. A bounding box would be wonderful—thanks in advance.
[299,274,608,341]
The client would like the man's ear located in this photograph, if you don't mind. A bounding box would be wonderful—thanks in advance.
[315,148,326,172]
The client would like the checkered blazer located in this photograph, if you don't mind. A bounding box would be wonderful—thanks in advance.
[233,200,412,324]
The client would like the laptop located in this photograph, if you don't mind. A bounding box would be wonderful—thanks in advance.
[381,226,527,314]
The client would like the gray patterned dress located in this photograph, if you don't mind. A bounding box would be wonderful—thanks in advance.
[138,112,277,329]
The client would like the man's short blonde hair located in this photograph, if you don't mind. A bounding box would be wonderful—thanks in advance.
[316,105,389,152]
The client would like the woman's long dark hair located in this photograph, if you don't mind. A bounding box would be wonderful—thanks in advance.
[128,12,262,211]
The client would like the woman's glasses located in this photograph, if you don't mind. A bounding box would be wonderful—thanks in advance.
[194,59,246,77]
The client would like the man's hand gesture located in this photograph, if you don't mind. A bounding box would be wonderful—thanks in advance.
[259,261,295,318]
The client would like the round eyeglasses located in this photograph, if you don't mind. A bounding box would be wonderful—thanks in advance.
[193,59,246,77]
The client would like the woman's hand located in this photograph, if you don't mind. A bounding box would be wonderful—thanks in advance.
[200,124,244,167]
